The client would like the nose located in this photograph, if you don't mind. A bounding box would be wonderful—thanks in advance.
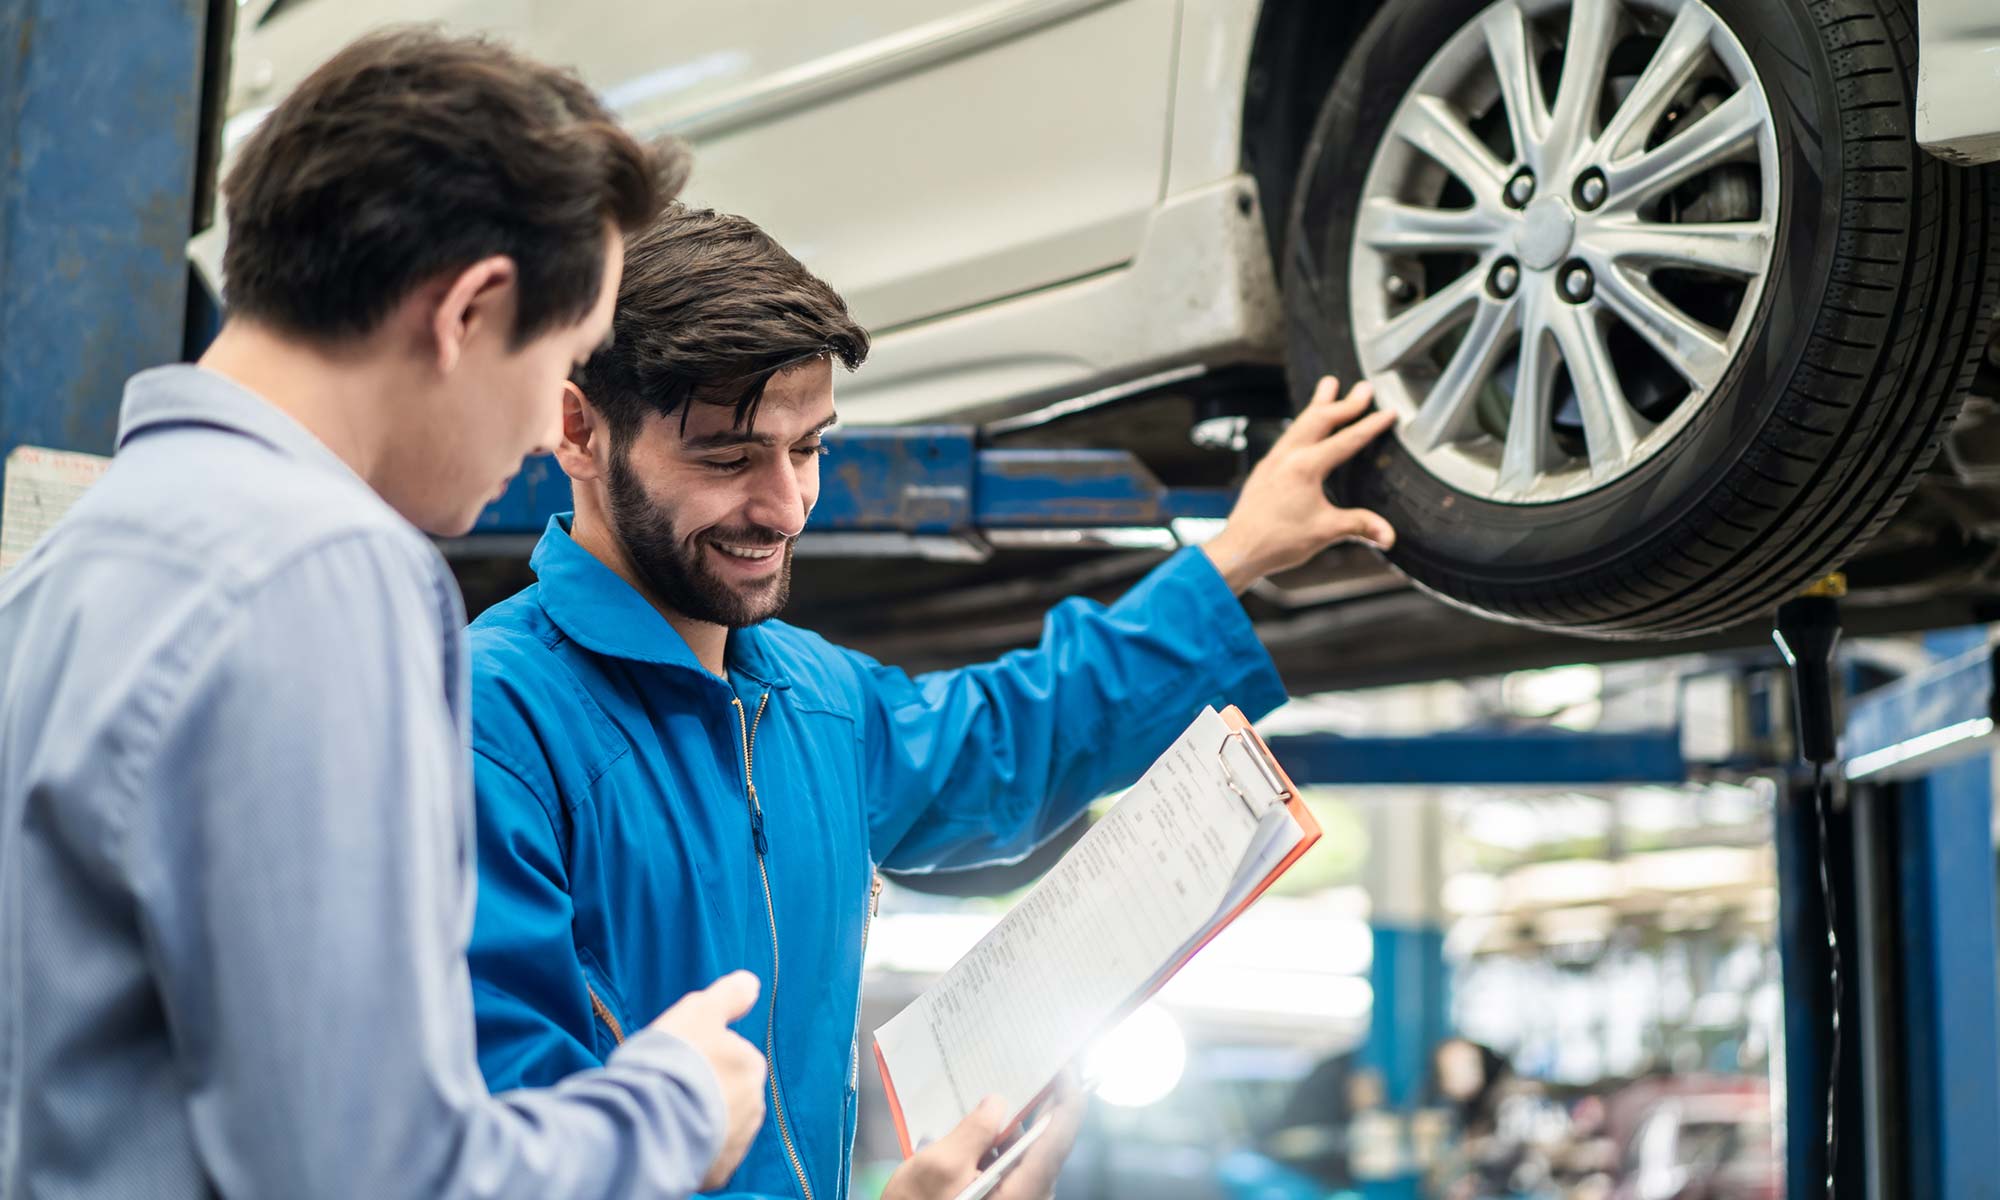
[530,397,564,459]
[745,456,810,540]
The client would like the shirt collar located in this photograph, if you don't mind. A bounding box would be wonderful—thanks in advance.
[529,514,790,689]
[117,364,375,492]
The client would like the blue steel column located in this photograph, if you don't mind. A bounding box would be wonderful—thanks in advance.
[0,0,209,461]
[1839,629,2000,1195]
[1361,793,1449,1200]
[1895,754,2000,1198]
[1895,627,2000,1197]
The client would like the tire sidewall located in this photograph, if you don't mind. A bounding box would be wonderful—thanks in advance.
[1285,0,1846,588]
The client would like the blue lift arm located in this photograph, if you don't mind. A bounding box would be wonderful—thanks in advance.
[472,429,1238,552]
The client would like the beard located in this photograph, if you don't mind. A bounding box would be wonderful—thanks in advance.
[605,447,795,629]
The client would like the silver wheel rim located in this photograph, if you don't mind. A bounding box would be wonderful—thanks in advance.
[1348,0,1780,504]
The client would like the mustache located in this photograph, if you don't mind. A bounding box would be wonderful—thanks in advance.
[702,526,793,548]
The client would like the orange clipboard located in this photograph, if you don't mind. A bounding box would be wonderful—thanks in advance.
[874,705,1320,1157]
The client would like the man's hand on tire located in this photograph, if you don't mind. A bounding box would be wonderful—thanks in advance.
[1202,376,1398,593]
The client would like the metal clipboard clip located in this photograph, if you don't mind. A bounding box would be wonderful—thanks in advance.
[1217,728,1290,819]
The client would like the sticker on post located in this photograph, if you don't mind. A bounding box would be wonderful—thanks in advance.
[1,446,111,575]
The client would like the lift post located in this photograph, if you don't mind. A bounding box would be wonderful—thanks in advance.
[1823,637,2000,1199]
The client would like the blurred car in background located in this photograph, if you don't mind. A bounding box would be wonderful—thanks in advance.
[1607,1077,1780,1200]
[202,0,2000,688]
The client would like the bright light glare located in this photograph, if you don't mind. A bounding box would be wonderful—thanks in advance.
[1082,1003,1186,1108]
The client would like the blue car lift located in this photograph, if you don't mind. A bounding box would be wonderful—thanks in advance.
[7,6,2000,1196]
[1263,651,2000,1200]
[1259,727,1688,1200]
[474,427,1239,557]
[1823,635,2000,1199]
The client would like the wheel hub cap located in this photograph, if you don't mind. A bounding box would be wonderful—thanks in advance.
[1514,196,1576,270]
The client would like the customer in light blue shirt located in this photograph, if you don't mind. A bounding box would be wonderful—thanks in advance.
[0,29,765,1200]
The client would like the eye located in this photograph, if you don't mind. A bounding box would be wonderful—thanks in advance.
[793,443,829,459]
[704,457,752,474]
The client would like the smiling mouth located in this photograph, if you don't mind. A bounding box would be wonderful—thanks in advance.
[710,540,783,562]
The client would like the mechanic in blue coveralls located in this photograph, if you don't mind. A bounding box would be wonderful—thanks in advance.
[464,202,1398,1200]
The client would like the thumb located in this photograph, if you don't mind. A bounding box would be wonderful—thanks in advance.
[1326,507,1396,550]
[934,1096,1008,1163]
[697,969,762,1023]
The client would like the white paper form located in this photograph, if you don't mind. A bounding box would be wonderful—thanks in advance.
[874,707,1287,1146]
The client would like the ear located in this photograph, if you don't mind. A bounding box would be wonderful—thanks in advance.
[556,381,608,481]
[429,255,518,373]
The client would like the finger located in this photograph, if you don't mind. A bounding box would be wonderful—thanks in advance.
[727,1033,770,1082]
[1321,506,1396,550]
[1303,407,1396,474]
[1272,376,1341,450]
[697,970,762,1022]
[1039,1091,1087,1156]
[1285,380,1378,449]
[994,1106,1085,1200]
[931,1095,1008,1163]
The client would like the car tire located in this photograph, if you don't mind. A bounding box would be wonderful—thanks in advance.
[1283,0,2000,639]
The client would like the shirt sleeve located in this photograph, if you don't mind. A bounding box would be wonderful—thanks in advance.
[123,529,724,1200]
[467,746,612,1090]
[862,546,1288,872]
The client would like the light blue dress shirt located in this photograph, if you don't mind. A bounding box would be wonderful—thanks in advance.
[0,365,724,1199]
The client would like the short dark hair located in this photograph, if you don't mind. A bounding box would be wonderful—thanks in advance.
[220,27,688,347]
[576,204,870,444]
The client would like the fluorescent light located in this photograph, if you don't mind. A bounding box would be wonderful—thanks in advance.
[1084,1004,1187,1108]
[1847,716,1995,779]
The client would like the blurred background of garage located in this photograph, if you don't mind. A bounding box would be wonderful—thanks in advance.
[849,661,1795,1200]
[10,0,2000,1196]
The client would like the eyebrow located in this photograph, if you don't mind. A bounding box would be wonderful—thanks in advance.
[681,412,839,452]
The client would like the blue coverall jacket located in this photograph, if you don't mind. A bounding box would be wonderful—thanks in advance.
[465,516,1288,1200]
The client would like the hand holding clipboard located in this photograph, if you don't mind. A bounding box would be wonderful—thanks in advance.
[882,1075,1087,1200]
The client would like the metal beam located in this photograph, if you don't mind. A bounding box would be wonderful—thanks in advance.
[0,0,212,461]
[474,429,1238,547]
[1844,645,2000,781]
[1893,756,2000,1197]
[1828,636,2000,1195]
[1266,728,1686,787]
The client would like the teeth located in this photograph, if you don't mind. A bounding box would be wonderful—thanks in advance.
[714,543,778,561]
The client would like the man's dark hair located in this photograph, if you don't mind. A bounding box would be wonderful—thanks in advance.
[575,204,870,445]
[221,27,688,347]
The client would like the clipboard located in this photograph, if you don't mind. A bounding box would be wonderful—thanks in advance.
[874,704,1319,1158]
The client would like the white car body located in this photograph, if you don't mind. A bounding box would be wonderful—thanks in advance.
[209,0,1280,428]
[204,0,1997,428]
[1915,0,2000,166]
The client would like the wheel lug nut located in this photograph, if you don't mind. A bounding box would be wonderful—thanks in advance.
[1505,169,1536,208]
[1560,261,1594,303]
[1386,273,1416,302]
[1489,258,1521,299]
[1575,169,1607,211]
